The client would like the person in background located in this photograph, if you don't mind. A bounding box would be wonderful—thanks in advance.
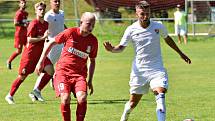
[29,0,67,102]
[5,1,48,104]
[7,0,28,70]
[35,12,98,121]
[174,4,188,44]
[103,1,191,121]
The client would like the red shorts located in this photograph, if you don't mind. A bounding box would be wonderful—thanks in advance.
[14,35,27,49]
[19,57,52,76]
[54,72,87,97]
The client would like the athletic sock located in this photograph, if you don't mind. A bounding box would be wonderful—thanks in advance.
[37,73,52,91]
[61,103,71,121]
[155,93,166,121]
[76,101,87,121]
[120,101,132,121]
[8,51,19,63]
[10,77,24,96]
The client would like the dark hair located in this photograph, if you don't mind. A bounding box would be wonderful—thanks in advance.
[136,0,150,9]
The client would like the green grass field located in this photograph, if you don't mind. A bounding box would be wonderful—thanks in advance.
[1,21,215,121]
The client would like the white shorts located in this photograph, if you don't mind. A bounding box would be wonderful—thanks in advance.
[129,70,168,94]
[175,25,187,36]
[47,43,64,64]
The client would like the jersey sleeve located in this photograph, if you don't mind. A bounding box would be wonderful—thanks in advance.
[27,21,37,37]
[119,26,132,46]
[44,13,50,22]
[55,29,70,44]
[89,38,98,59]
[160,24,168,39]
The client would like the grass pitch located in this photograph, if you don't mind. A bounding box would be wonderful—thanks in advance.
[0,22,215,121]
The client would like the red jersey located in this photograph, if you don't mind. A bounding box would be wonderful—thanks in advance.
[20,19,48,64]
[55,27,98,77]
[14,9,28,37]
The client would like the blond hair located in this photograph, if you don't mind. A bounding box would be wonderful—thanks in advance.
[34,1,46,10]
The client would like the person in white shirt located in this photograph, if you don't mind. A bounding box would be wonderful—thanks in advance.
[103,1,191,121]
[174,4,188,44]
[29,0,66,102]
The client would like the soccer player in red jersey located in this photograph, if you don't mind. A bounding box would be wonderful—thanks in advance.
[5,1,48,104]
[7,0,28,69]
[35,12,98,121]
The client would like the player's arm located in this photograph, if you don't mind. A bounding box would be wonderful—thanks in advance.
[35,39,57,75]
[14,19,27,27]
[164,36,191,64]
[103,41,126,53]
[88,58,96,95]
[27,30,49,43]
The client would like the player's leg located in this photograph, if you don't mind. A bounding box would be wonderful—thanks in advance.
[120,94,142,121]
[7,46,22,69]
[5,74,27,104]
[76,91,87,121]
[175,25,181,44]
[30,58,54,102]
[74,76,88,121]
[60,92,71,121]
[150,70,168,121]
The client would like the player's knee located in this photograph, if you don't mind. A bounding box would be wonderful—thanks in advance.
[44,65,54,76]
[130,101,138,109]
[60,93,71,104]
[76,92,87,104]
[18,75,26,81]
[16,49,22,54]
[153,87,166,95]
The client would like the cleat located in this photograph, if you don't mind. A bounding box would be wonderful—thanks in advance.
[5,95,15,104]
[29,93,38,102]
[32,89,45,102]
[50,78,55,90]
[6,62,12,70]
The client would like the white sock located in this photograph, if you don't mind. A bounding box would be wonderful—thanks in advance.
[120,101,132,121]
[33,73,45,90]
[155,93,166,121]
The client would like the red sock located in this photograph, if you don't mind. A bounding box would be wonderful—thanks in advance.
[76,101,87,121]
[10,77,24,96]
[38,73,52,91]
[8,51,20,63]
[61,103,71,121]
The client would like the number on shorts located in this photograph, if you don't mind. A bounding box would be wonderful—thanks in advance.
[58,83,64,91]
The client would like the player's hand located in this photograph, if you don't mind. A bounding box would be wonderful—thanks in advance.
[88,81,94,95]
[103,41,114,52]
[43,30,49,40]
[35,61,44,75]
[180,53,191,64]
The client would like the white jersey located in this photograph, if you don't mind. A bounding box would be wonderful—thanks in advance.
[120,20,168,76]
[44,10,65,64]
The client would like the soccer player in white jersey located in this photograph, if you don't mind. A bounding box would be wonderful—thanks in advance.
[103,1,191,121]
[29,0,66,102]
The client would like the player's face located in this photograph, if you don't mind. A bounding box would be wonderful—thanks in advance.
[136,7,150,23]
[80,18,95,36]
[36,6,46,18]
[50,0,60,11]
[19,1,27,9]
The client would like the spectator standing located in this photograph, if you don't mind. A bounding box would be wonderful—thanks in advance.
[174,4,188,44]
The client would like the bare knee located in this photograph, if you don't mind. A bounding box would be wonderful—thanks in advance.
[60,93,71,104]
[153,87,167,95]
[76,91,87,104]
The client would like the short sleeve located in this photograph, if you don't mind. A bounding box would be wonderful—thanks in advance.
[119,26,132,46]
[160,24,168,39]
[89,37,98,59]
[27,21,37,37]
[55,29,70,44]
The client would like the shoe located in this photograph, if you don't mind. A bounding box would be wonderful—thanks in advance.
[31,89,45,102]
[6,62,12,70]
[29,92,38,102]
[5,95,15,104]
